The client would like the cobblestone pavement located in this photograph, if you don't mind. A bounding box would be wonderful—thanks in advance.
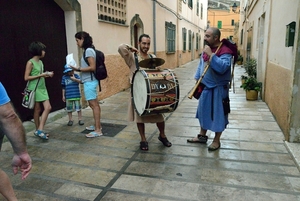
[1,59,300,201]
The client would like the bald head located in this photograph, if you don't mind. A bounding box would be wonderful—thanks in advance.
[208,27,221,40]
[204,27,221,47]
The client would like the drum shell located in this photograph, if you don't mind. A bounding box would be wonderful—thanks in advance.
[131,69,180,116]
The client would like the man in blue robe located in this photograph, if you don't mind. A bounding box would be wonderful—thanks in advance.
[187,27,233,151]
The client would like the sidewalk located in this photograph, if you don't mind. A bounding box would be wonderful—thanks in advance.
[1,59,300,200]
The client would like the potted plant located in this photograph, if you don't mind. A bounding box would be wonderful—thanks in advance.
[240,77,262,100]
[243,58,257,77]
[240,58,262,100]
[236,55,243,65]
[240,75,248,84]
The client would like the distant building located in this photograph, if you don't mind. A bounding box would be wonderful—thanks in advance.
[207,1,240,44]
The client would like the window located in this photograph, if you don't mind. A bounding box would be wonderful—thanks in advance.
[196,33,199,50]
[201,3,203,19]
[182,28,187,51]
[188,30,192,51]
[166,22,176,53]
[97,0,127,24]
[217,21,222,29]
[231,19,234,26]
[240,29,243,45]
[188,0,193,9]
[196,0,199,16]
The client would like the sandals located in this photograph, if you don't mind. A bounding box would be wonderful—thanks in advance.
[85,125,95,131]
[67,120,73,126]
[208,142,221,151]
[85,131,103,138]
[34,130,48,140]
[140,141,148,151]
[68,120,84,126]
[187,134,208,143]
[158,136,172,147]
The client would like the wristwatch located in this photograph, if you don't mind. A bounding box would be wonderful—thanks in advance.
[78,67,81,72]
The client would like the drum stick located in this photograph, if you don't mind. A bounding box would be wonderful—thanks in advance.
[134,53,139,70]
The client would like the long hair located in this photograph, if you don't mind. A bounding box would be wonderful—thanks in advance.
[75,31,94,50]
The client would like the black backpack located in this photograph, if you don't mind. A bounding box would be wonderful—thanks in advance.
[84,48,108,80]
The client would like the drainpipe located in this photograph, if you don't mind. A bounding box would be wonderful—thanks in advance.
[153,0,157,55]
[177,1,180,67]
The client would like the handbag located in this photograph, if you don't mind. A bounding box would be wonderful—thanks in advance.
[193,83,205,100]
[22,78,40,109]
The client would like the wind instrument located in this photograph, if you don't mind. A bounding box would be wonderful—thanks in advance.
[188,42,223,99]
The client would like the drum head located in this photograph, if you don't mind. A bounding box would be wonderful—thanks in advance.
[132,71,148,115]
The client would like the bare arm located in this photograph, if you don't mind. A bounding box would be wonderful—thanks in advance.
[62,89,66,102]
[24,60,53,81]
[70,74,82,84]
[0,102,32,179]
[72,57,96,72]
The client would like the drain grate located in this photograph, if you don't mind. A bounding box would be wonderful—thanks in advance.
[81,123,127,137]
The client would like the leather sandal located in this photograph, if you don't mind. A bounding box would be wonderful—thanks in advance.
[208,142,221,151]
[158,136,172,147]
[140,141,148,151]
[187,134,208,143]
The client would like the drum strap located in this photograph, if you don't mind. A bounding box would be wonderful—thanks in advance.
[134,53,139,70]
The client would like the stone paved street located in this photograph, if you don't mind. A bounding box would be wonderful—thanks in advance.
[1,59,300,201]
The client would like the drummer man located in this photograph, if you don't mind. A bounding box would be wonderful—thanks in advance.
[118,34,172,151]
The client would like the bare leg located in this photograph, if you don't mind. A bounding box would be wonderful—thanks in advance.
[88,99,102,133]
[208,132,222,151]
[0,169,17,201]
[200,127,207,136]
[33,102,42,130]
[77,110,82,121]
[37,100,52,131]
[137,123,146,142]
[212,132,222,145]
[157,121,172,147]
[156,121,165,138]
[68,112,72,121]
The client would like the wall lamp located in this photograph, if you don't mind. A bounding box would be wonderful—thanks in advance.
[232,2,239,13]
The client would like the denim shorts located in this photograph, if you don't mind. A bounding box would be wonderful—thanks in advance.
[66,99,81,112]
[83,80,98,100]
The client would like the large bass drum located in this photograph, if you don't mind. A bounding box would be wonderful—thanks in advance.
[131,69,180,116]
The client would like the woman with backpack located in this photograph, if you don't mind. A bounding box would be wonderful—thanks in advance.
[70,31,103,138]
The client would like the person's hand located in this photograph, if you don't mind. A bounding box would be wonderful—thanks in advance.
[11,152,32,180]
[203,45,213,57]
[43,71,54,78]
[47,71,54,77]
[127,45,138,53]
[130,47,138,53]
[62,96,66,102]
[155,66,162,71]
[70,74,76,81]
[70,66,80,71]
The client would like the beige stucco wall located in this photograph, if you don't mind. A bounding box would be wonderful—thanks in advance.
[240,0,300,141]
[265,62,292,140]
